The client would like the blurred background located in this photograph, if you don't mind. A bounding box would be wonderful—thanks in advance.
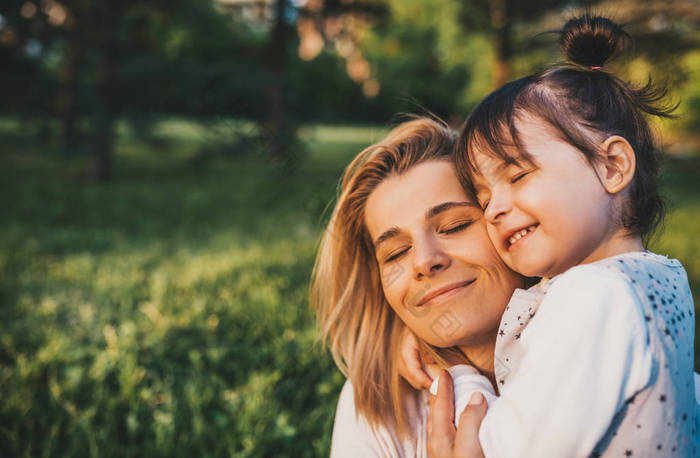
[1,0,698,456]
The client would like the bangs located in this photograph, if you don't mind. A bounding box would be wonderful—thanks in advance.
[464,118,536,176]
[456,70,604,188]
[457,76,540,181]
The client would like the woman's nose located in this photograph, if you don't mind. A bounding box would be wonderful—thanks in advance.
[413,238,451,279]
[483,187,510,224]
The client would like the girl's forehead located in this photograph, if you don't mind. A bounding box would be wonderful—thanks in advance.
[469,142,535,177]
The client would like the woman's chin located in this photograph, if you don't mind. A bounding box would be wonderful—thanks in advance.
[419,329,479,349]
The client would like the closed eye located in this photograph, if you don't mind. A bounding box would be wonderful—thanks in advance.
[511,171,530,183]
[440,221,473,235]
[386,247,409,263]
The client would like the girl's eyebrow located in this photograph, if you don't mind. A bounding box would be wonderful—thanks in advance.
[479,158,517,177]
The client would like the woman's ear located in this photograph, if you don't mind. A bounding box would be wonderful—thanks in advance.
[597,136,636,194]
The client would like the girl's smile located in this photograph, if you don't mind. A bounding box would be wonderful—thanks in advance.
[471,115,620,278]
[504,223,538,250]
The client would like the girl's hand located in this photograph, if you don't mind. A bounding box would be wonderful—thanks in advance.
[397,328,436,390]
[428,369,487,458]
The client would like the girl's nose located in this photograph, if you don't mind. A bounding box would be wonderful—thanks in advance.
[483,188,510,223]
[413,237,451,280]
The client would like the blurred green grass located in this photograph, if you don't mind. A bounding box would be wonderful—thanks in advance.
[0,119,698,457]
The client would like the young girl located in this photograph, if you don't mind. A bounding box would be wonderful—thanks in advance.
[411,14,697,456]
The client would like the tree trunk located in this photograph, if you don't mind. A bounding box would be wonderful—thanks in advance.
[262,0,296,164]
[490,0,512,89]
[88,0,117,182]
[90,55,115,182]
[58,31,83,153]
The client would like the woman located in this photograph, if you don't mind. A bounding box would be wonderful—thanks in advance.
[310,117,525,457]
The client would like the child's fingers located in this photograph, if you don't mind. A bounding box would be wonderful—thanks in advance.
[427,370,456,457]
[398,351,431,390]
[406,350,433,389]
[398,331,433,390]
[424,362,441,382]
[453,392,488,458]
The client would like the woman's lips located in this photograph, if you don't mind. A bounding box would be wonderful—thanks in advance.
[416,279,476,307]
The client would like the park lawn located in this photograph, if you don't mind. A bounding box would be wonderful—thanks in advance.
[0,120,698,457]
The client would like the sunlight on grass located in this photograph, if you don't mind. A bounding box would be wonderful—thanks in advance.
[1,118,698,457]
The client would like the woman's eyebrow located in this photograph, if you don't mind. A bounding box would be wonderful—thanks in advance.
[373,202,475,249]
[374,227,400,248]
[425,201,476,219]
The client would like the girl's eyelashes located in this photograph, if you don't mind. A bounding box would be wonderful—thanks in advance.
[510,169,533,184]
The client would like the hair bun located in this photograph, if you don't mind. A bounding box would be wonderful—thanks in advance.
[559,14,630,68]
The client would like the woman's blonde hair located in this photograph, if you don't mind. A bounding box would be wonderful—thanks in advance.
[310,117,468,437]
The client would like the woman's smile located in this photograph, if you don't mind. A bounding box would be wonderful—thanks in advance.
[414,279,476,308]
[364,160,523,347]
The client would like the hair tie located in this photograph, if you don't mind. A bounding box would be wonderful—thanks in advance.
[591,66,602,70]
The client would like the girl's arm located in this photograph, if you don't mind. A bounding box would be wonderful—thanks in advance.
[432,265,654,457]
[429,365,497,427]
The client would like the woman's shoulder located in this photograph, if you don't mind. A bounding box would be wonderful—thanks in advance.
[331,380,377,457]
[335,379,355,414]
[330,380,428,458]
[332,380,368,434]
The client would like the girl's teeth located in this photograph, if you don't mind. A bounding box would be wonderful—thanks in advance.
[509,225,537,246]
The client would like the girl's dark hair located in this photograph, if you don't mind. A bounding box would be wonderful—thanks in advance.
[456,14,676,239]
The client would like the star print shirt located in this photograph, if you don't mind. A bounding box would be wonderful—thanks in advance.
[447,251,697,457]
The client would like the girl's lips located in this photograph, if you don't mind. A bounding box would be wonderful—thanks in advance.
[417,279,476,307]
[505,224,539,251]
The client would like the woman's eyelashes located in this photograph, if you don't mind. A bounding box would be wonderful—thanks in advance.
[385,247,409,263]
[382,220,474,263]
[440,220,474,235]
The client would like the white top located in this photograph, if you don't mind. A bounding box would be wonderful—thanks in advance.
[442,251,698,457]
[428,364,498,427]
[329,252,697,457]
[332,374,700,458]
[330,380,429,458]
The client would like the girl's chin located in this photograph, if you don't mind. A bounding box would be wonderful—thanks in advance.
[508,256,551,279]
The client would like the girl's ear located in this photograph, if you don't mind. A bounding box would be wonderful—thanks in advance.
[597,136,636,194]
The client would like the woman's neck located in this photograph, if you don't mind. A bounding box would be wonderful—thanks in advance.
[459,339,497,387]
